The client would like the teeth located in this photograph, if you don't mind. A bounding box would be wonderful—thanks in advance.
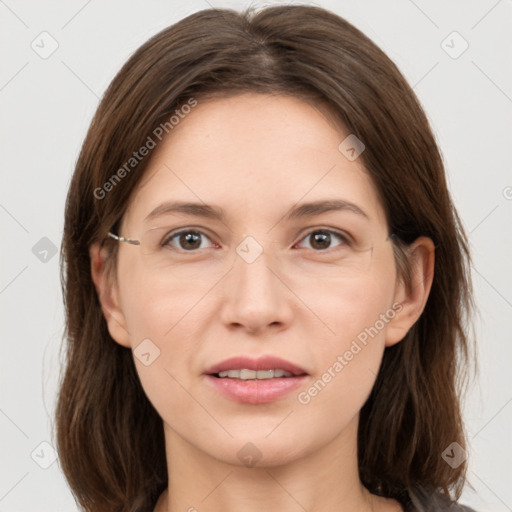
[217,369,294,380]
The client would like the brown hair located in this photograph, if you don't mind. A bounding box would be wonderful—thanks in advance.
[55,5,474,511]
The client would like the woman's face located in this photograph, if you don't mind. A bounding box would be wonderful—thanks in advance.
[102,93,411,466]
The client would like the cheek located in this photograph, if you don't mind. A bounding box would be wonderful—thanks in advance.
[116,257,213,409]
[117,247,214,341]
[292,253,397,345]
[297,262,397,407]
[119,280,202,423]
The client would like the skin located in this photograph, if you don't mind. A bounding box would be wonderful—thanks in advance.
[90,93,434,512]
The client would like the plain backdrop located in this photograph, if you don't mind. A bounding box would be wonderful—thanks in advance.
[1,0,511,510]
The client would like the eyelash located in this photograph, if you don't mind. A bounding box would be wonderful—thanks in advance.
[161,228,351,253]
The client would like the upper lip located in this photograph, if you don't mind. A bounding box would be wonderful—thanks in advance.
[205,356,308,376]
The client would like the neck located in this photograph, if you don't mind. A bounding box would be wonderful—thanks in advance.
[155,415,401,512]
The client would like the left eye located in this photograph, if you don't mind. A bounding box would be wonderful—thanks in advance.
[162,228,348,252]
[295,230,348,251]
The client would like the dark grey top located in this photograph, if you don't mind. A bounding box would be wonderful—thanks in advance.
[399,487,477,511]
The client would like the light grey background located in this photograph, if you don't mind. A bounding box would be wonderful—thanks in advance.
[1,0,511,510]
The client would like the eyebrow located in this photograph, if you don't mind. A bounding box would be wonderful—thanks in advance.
[144,199,369,223]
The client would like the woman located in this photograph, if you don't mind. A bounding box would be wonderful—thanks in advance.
[56,5,476,511]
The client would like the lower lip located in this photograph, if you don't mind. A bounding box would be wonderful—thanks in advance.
[204,374,308,404]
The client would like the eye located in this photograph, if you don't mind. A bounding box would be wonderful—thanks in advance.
[162,230,216,251]
[295,229,349,251]
[159,227,349,253]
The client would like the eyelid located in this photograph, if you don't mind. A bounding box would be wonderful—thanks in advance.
[293,224,352,240]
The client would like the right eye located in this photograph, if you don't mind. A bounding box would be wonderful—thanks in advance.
[162,229,217,252]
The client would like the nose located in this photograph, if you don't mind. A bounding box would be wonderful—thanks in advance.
[219,239,294,335]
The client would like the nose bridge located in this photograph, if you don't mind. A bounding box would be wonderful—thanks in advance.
[221,233,290,330]
[231,233,279,295]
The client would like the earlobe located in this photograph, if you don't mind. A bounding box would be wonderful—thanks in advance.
[385,236,435,347]
[89,243,131,348]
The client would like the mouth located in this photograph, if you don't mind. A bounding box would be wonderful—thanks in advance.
[210,368,304,380]
[204,355,309,404]
[205,355,308,378]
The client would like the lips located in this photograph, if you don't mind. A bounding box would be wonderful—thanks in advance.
[205,355,308,377]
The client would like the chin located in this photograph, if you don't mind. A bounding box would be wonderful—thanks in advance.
[205,435,309,469]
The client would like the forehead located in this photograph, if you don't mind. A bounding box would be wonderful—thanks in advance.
[123,93,387,231]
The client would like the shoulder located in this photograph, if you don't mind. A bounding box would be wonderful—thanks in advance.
[399,487,478,512]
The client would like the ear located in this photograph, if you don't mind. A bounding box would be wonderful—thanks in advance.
[385,236,435,347]
[89,243,131,348]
